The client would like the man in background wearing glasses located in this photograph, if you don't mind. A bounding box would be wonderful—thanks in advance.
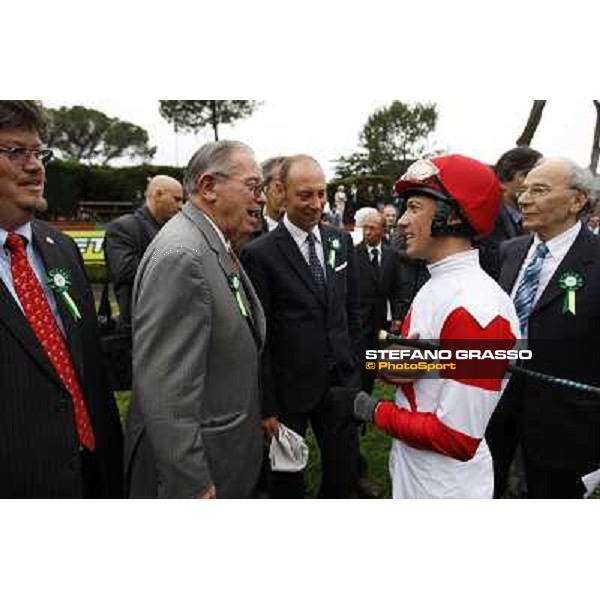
[490,157,600,498]
[125,140,267,498]
[0,100,123,497]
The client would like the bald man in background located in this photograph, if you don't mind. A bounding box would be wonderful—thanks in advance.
[104,175,184,332]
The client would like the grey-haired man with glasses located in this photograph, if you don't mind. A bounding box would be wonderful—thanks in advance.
[490,157,600,498]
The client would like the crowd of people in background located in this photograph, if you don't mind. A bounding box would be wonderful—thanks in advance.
[2,100,600,499]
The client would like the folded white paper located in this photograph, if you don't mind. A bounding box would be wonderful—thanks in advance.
[582,467,600,499]
[269,424,309,472]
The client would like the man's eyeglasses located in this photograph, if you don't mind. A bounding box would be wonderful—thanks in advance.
[213,172,266,198]
[519,185,583,200]
[0,145,54,166]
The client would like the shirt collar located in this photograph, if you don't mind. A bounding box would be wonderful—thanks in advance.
[283,213,322,246]
[427,249,479,276]
[366,242,382,254]
[199,209,230,250]
[0,221,33,249]
[533,221,581,259]
[263,208,280,232]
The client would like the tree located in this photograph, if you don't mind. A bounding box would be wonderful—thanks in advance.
[47,105,156,165]
[516,100,547,147]
[159,100,260,141]
[335,101,438,180]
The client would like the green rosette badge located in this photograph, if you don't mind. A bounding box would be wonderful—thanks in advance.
[328,238,341,268]
[229,274,248,318]
[47,268,81,321]
[558,270,584,315]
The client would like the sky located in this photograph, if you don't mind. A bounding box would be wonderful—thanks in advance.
[44,99,599,178]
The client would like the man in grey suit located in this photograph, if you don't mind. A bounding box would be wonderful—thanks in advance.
[124,140,267,498]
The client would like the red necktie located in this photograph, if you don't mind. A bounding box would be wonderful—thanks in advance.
[5,233,95,451]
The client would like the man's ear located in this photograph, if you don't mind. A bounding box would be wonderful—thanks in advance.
[446,211,463,226]
[197,173,218,203]
[570,190,588,216]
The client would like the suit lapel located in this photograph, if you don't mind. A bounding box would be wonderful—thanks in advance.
[532,227,595,316]
[358,242,382,288]
[0,276,65,388]
[238,266,266,350]
[320,225,338,305]
[275,224,327,307]
[500,235,533,294]
[31,222,86,379]
[182,203,264,346]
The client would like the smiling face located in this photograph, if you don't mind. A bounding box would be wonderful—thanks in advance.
[397,194,438,261]
[518,161,587,241]
[283,158,326,232]
[0,127,46,230]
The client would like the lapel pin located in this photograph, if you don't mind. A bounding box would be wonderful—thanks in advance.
[47,268,81,321]
[45,236,55,245]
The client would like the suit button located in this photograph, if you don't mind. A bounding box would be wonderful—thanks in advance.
[69,455,80,470]
[58,398,69,411]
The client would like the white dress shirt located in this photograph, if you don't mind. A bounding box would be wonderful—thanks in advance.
[283,214,326,277]
[511,220,581,306]
[0,222,65,332]
[366,242,383,267]
[263,209,279,233]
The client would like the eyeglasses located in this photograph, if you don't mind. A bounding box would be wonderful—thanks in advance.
[519,185,582,199]
[213,172,266,198]
[0,145,53,166]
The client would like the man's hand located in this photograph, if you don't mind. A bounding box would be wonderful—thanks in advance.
[262,416,280,439]
[377,332,422,386]
[196,485,217,499]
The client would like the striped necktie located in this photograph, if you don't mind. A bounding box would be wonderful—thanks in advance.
[513,242,549,335]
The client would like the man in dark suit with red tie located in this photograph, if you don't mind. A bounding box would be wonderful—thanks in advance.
[241,154,361,498]
[488,156,600,498]
[0,101,123,498]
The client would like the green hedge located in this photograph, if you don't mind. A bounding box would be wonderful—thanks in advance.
[44,161,184,219]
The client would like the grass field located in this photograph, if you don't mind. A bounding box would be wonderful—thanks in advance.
[116,381,396,498]
[115,384,599,499]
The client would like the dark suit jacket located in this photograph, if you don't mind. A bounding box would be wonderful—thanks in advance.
[0,220,123,497]
[479,204,523,281]
[104,206,161,331]
[498,226,600,472]
[389,230,429,318]
[241,222,361,416]
[356,242,404,344]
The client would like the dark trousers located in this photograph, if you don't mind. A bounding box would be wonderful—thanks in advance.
[80,449,101,498]
[486,406,520,498]
[268,391,359,499]
[524,456,586,499]
[486,385,528,498]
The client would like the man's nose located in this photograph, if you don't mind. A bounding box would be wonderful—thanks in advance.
[23,152,44,171]
[256,189,266,205]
